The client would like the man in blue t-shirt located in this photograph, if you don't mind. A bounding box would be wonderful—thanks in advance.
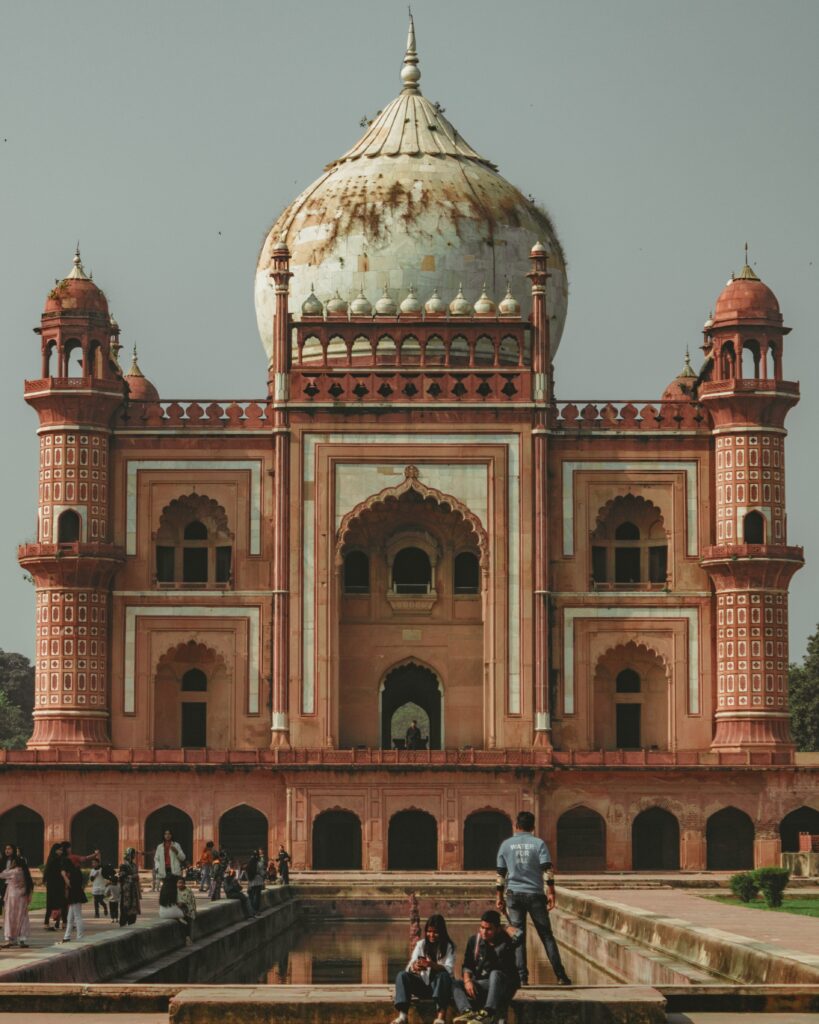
[495,811,571,986]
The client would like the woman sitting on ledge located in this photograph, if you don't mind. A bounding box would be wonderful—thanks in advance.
[391,914,455,1024]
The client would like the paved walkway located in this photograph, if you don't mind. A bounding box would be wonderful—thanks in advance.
[585,888,819,959]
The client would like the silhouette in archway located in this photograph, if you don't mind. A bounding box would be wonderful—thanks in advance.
[464,811,513,869]
[219,804,268,863]
[313,810,362,869]
[0,805,44,865]
[632,807,680,870]
[72,805,119,865]
[144,805,193,869]
[389,810,437,869]
[382,663,441,749]
[557,806,606,871]
[779,806,819,853]
[706,807,754,869]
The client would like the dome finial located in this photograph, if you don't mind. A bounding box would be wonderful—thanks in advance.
[738,241,759,281]
[129,344,144,378]
[67,242,90,281]
[401,8,421,92]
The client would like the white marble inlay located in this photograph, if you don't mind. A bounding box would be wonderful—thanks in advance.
[123,605,261,714]
[562,460,699,558]
[562,606,700,716]
[303,433,521,716]
[51,504,88,543]
[125,460,262,556]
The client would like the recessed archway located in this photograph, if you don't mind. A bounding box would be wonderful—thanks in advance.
[144,805,194,870]
[463,810,513,869]
[312,810,363,869]
[0,805,44,865]
[706,807,754,870]
[779,806,819,853]
[388,810,437,870]
[557,806,606,871]
[71,805,119,866]
[380,662,442,749]
[631,807,680,870]
[218,804,268,863]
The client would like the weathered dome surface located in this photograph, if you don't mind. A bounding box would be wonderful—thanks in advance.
[124,347,159,403]
[45,249,109,317]
[713,263,781,325]
[255,18,567,361]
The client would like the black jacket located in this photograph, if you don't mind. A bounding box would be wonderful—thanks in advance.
[462,929,521,989]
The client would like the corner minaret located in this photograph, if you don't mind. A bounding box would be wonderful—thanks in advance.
[699,257,803,752]
[18,249,126,747]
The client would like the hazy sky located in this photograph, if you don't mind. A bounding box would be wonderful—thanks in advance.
[1,0,818,661]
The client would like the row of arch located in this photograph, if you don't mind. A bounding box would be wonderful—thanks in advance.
[4,803,817,872]
[296,332,526,368]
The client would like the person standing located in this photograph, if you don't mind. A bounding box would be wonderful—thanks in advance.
[0,851,34,948]
[105,873,121,922]
[244,850,264,916]
[495,811,571,986]
[43,843,67,931]
[452,910,522,1024]
[89,857,107,919]
[154,829,186,883]
[119,848,142,927]
[59,850,87,943]
[405,719,422,750]
[198,840,215,893]
[0,843,13,919]
[276,844,291,885]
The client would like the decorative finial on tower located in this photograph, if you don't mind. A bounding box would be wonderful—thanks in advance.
[128,344,144,377]
[401,9,421,92]
[680,347,696,378]
[67,243,90,281]
[737,242,759,281]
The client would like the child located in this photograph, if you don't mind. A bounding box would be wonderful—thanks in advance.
[176,875,197,944]
[89,858,107,919]
[105,873,121,922]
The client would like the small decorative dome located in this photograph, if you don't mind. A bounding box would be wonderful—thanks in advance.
[449,285,472,317]
[326,290,349,316]
[301,286,323,317]
[375,285,398,316]
[703,310,714,331]
[530,240,547,255]
[473,284,496,316]
[350,289,373,316]
[712,251,781,326]
[498,283,520,317]
[44,246,109,317]
[424,288,447,315]
[662,350,697,402]
[124,345,160,403]
[400,285,422,314]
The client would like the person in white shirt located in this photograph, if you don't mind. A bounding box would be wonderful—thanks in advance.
[89,858,107,919]
[391,914,455,1024]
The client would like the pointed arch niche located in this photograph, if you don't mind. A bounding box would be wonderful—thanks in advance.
[331,466,490,750]
[153,640,230,749]
[593,641,671,751]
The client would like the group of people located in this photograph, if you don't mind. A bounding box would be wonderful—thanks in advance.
[390,812,571,1024]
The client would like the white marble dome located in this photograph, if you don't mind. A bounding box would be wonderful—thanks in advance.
[255,19,568,362]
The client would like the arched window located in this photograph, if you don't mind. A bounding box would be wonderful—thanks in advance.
[57,509,81,544]
[71,805,119,866]
[454,551,480,594]
[743,510,765,544]
[343,551,370,594]
[616,669,641,693]
[632,807,680,870]
[591,496,668,589]
[181,668,207,692]
[0,805,44,866]
[392,547,431,593]
[155,495,233,589]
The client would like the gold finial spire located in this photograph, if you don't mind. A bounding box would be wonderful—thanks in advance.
[737,241,759,281]
[401,9,421,92]
[66,243,90,281]
[128,344,144,377]
[680,347,696,378]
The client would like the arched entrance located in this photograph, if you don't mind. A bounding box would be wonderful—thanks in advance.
[144,805,194,869]
[779,806,819,853]
[593,641,670,751]
[0,805,44,865]
[381,663,442,749]
[706,807,754,869]
[557,806,606,871]
[219,804,268,863]
[388,810,437,870]
[463,811,513,869]
[313,810,363,869]
[631,807,680,870]
[71,805,119,865]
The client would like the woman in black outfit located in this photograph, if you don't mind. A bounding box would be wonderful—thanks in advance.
[43,843,67,931]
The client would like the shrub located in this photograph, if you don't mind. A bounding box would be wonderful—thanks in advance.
[753,867,790,908]
[729,871,759,902]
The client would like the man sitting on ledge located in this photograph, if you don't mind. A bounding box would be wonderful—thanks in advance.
[452,910,522,1024]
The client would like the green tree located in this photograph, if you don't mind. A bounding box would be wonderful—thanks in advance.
[0,648,34,748]
[789,626,819,752]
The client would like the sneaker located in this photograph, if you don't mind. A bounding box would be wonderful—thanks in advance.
[556,975,573,986]
[18,942,29,948]
[473,1012,496,1024]
[453,1012,476,1024]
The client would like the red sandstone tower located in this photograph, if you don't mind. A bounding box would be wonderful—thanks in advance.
[19,250,126,747]
[699,260,803,752]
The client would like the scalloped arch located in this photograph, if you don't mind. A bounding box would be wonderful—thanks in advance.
[156,639,228,676]
[592,493,667,538]
[158,493,232,536]
[595,639,671,680]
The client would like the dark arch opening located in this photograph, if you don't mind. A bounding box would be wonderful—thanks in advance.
[463,811,513,869]
[343,551,370,594]
[312,810,362,869]
[706,807,754,870]
[632,807,680,870]
[743,510,765,545]
[454,552,480,594]
[392,547,431,593]
[388,810,437,870]
[0,805,44,865]
[181,668,207,692]
[184,520,208,540]
[218,804,268,863]
[615,521,640,540]
[557,806,606,871]
[381,663,441,749]
[779,806,819,853]
[71,804,119,866]
[616,669,641,693]
[57,509,81,544]
[144,805,193,870]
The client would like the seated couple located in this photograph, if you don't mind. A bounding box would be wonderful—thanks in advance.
[391,911,522,1024]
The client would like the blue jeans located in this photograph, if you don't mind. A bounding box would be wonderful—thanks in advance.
[504,891,567,983]
[452,972,515,1015]
[394,969,452,1012]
